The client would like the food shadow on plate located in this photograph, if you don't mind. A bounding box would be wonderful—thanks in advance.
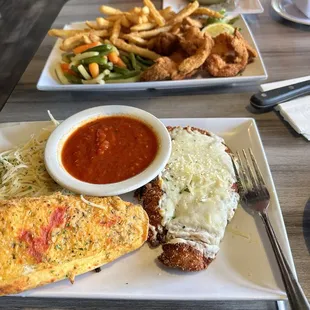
[303,197,310,254]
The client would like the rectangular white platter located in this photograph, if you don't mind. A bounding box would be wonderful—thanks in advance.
[0,117,293,300]
[37,16,267,91]
[164,0,264,14]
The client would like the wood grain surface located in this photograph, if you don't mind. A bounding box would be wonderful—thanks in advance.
[0,0,310,309]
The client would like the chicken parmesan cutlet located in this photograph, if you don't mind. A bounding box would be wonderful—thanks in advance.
[135,126,239,271]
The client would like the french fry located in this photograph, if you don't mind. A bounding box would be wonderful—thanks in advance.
[135,25,172,38]
[159,7,173,19]
[110,18,122,43]
[131,7,142,14]
[121,15,131,28]
[143,0,165,27]
[170,22,182,35]
[48,29,91,38]
[191,7,224,19]
[147,37,157,50]
[113,38,160,60]
[141,6,150,15]
[106,15,123,21]
[141,15,149,23]
[122,34,148,46]
[86,21,99,30]
[99,5,123,15]
[61,34,89,51]
[96,17,113,29]
[183,17,203,28]
[167,1,199,25]
[131,22,156,32]
[125,12,141,24]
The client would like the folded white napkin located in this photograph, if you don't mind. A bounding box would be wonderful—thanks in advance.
[260,76,310,141]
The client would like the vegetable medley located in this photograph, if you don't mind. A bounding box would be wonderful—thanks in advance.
[56,42,154,85]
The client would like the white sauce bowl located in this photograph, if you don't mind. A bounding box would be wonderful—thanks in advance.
[44,105,171,196]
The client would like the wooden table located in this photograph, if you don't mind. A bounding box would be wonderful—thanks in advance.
[0,0,310,309]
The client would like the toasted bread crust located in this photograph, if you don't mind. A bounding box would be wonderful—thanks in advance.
[0,193,148,296]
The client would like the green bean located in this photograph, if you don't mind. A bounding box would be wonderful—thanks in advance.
[136,55,154,66]
[113,66,129,74]
[120,55,132,70]
[64,72,82,84]
[129,52,137,70]
[82,44,113,53]
[135,59,148,71]
[99,62,113,71]
[81,56,108,65]
[70,65,83,77]
[106,70,140,80]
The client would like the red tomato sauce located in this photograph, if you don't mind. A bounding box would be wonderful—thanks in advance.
[61,116,159,184]
[19,207,66,262]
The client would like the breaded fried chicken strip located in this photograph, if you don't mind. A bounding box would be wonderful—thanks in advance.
[140,57,178,81]
[151,33,180,56]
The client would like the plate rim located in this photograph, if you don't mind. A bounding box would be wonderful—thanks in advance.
[37,16,268,91]
[271,0,310,25]
[0,117,294,301]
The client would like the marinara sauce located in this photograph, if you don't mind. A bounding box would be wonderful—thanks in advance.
[61,116,158,184]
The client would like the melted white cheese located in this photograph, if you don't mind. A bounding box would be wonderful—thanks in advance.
[159,127,239,259]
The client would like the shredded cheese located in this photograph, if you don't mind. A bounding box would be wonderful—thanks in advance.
[0,122,64,200]
[80,195,107,210]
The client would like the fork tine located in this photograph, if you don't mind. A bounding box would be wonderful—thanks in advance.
[249,148,270,198]
[236,151,248,193]
[230,154,242,189]
[242,149,259,192]
[249,148,265,186]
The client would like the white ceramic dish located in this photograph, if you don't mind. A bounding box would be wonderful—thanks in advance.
[272,0,310,25]
[44,106,171,196]
[163,0,264,14]
[0,118,294,300]
[37,16,267,91]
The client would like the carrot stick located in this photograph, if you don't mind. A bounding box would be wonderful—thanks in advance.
[73,42,101,54]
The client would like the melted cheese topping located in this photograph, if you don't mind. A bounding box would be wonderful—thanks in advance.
[159,127,239,259]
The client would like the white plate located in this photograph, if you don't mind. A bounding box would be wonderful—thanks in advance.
[45,106,171,196]
[0,118,294,300]
[272,0,310,25]
[37,16,267,91]
[163,0,264,14]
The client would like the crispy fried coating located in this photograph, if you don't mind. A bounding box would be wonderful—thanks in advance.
[206,31,249,77]
[159,243,212,271]
[151,32,180,56]
[140,57,178,81]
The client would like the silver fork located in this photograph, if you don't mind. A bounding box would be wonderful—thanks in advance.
[231,148,310,310]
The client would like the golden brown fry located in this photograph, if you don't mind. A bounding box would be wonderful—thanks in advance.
[191,7,224,19]
[121,15,131,28]
[106,15,123,21]
[125,12,141,24]
[135,25,172,38]
[86,21,99,30]
[147,37,157,50]
[131,22,156,32]
[96,17,113,29]
[99,5,123,15]
[143,0,166,27]
[170,22,182,35]
[168,1,199,25]
[122,34,148,46]
[48,29,91,38]
[141,15,149,23]
[113,38,160,60]
[159,7,175,20]
[60,34,88,51]
[141,6,150,15]
[131,7,142,14]
[110,18,122,43]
